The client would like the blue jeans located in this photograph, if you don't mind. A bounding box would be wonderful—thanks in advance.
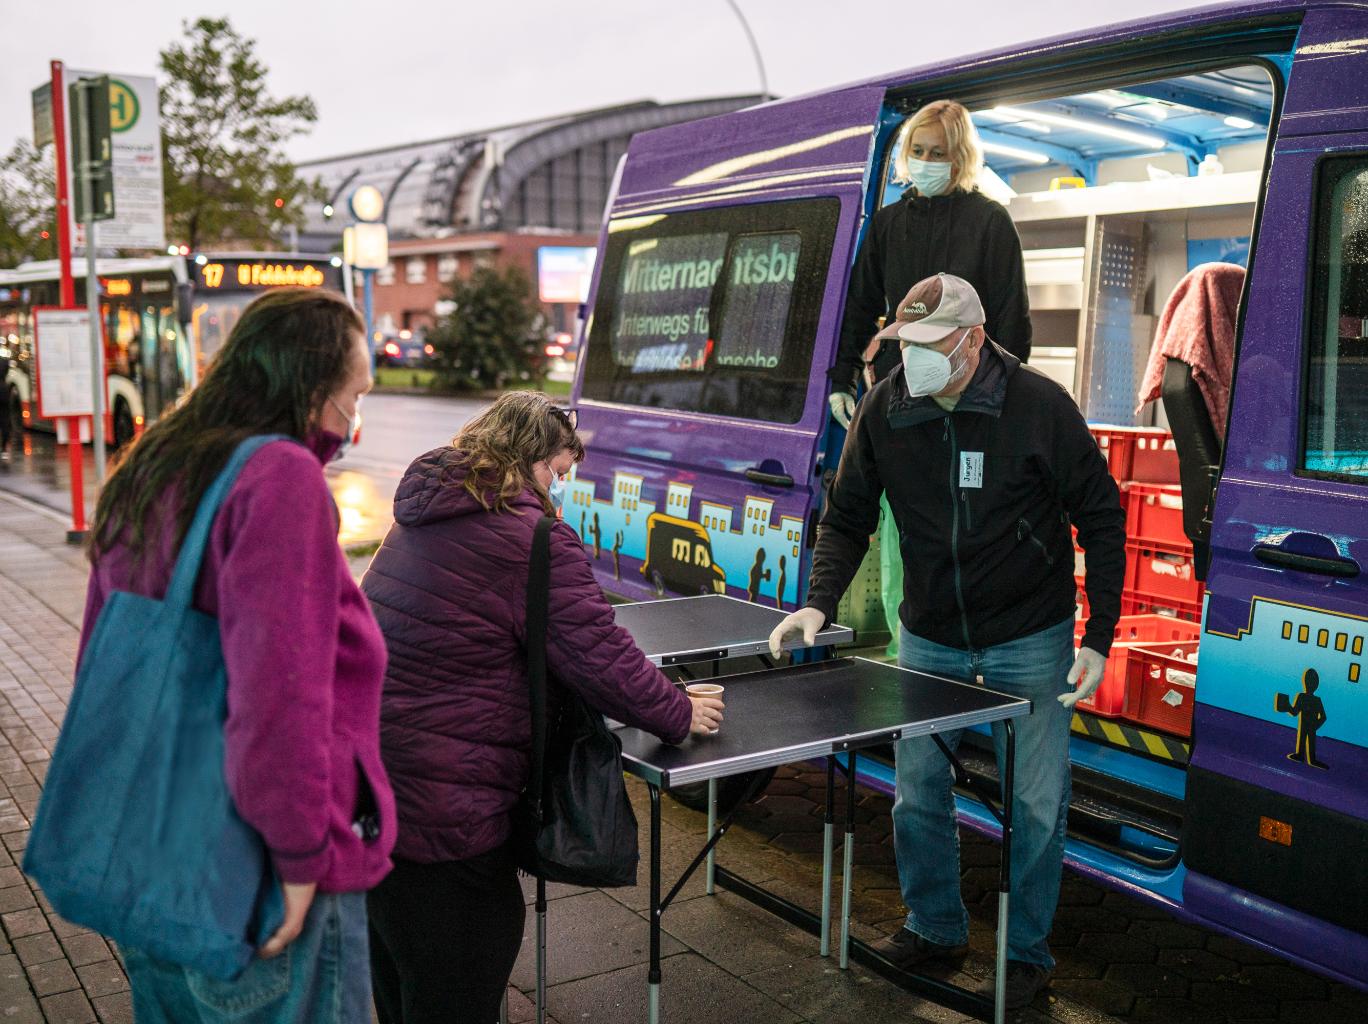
[893,617,1074,969]
[122,892,371,1023]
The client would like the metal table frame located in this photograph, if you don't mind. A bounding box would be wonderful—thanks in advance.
[522,598,1028,1024]
[624,660,1025,1024]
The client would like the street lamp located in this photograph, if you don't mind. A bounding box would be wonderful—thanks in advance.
[343,185,388,372]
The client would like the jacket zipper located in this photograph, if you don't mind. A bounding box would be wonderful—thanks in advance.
[947,418,974,650]
[1016,518,1055,566]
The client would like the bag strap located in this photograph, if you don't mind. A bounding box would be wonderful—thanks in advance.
[164,434,292,611]
[523,515,556,822]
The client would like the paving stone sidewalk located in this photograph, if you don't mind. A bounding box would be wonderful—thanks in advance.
[4,490,1367,1024]
[0,493,129,1023]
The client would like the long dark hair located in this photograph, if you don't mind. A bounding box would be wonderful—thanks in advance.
[451,391,584,515]
[91,287,363,560]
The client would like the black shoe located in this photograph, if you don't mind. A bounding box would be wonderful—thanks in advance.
[870,927,968,970]
[982,959,1052,1010]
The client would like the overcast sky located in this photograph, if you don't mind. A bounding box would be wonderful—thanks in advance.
[4,0,1210,164]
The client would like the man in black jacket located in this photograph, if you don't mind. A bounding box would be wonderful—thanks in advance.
[770,274,1125,1010]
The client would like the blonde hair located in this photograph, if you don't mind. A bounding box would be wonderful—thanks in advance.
[892,99,983,194]
[450,391,584,515]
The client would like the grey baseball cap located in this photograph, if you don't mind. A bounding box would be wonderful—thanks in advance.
[872,273,986,344]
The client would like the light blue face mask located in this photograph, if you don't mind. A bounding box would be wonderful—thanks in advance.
[329,396,363,461]
[906,157,953,197]
[547,473,567,511]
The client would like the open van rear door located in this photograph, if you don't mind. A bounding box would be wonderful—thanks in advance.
[566,88,886,607]
[1187,10,1368,979]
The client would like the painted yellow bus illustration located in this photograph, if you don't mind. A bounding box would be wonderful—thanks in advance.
[639,513,727,598]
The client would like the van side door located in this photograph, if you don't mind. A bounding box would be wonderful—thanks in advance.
[1187,8,1368,973]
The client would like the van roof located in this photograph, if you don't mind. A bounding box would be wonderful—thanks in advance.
[615,1,1304,205]
[776,1,1303,109]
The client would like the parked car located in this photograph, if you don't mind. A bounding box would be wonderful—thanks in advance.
[375,329,432,368]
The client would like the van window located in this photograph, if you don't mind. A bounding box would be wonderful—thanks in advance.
[1304,159,1368,479]
[581,198,840,423]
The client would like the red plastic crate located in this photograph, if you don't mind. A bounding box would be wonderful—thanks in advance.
[1126,484,1188,552]
[1125,640,1200,736]
[1121,595,1203,623]
[1072,614,1200,717]
[1126,543,1204,611]
[1131,432,1180,484]
[1090,427,1179,484]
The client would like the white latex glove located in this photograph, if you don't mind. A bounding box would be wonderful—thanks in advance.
[768,607,826,658]
[1059,647,1107,708]
[828,391,856,428]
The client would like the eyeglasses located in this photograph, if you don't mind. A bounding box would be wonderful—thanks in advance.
[550,405,578,430]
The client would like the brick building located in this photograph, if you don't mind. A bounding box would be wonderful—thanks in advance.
[295,97,760,343]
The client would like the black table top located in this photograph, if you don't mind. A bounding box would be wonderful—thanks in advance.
[614,595,855,666]
[617,657,1031,787]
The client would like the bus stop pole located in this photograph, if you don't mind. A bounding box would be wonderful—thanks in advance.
[76,82,106,485]
[50,62,75,309]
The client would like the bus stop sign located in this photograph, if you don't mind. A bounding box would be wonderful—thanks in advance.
[70,76,114,222]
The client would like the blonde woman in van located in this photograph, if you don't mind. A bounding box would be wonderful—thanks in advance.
[828,98,1032,659]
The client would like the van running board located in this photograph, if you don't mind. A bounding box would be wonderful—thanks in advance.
[951,737,1183,870]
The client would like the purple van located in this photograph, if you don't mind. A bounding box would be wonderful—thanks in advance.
[568,1,1368,991]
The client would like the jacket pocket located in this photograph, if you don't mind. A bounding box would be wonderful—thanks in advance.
[1016,518,1055,567]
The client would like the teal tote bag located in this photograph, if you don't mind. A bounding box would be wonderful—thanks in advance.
[24,435,290,980]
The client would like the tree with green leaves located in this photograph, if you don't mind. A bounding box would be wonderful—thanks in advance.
[428,265,546,391]
[0,140,56,267]
[159,17,323,250]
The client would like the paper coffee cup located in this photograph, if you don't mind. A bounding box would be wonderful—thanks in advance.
[685,683,724,734]
[685,683,725,698]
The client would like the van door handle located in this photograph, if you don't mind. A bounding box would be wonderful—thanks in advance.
[745,468,794,487]
[1253,545,1360,578]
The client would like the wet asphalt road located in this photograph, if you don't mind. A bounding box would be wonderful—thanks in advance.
[0,393,490,547]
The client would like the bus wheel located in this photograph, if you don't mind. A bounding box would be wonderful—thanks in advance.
[112,400,135,449]
[651,570,666,597]
[669,768,776,815]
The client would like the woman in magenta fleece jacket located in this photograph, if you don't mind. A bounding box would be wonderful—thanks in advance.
[360,391,724,1024]
[80,288,392,1023]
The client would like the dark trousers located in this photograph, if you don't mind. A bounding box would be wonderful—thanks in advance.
[368,846,526,1024]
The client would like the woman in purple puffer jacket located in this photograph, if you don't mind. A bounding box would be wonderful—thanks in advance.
[361,391,723,1024]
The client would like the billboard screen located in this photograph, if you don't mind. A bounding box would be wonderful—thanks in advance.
[537,246,597,304]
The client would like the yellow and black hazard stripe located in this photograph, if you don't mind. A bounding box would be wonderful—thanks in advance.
[1071,712,1190,763]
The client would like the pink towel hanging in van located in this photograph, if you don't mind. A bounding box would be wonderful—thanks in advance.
[1136,262,1244,441]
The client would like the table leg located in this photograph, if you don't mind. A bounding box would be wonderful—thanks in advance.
[820,756,835,957]
[840,750,856,970]
[995,720,1017,1024]
[706,778,717,894]
[499,990,508,1024]
[535,877,547,1024]
[649,783,662,1024]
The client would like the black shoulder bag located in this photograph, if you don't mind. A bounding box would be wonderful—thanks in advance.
[512,515,639,887]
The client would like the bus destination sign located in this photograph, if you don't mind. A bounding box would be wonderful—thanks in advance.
[199,260,329,291]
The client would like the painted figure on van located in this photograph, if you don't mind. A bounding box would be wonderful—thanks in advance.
[747,549,772,603]
[612,530,623,581]
[775,555,787,610]
[590,511,602,558]
[1277,668,1329,770]
[825,100,1033,659]
[773,274,1125,1010]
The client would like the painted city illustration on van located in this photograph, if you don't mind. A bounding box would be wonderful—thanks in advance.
[1202,597,1366,775]
[565,469,801,607]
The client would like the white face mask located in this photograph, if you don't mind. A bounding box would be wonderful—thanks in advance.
[901,329,971,398]
[906,157,953,197]
[329,395,363,460]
